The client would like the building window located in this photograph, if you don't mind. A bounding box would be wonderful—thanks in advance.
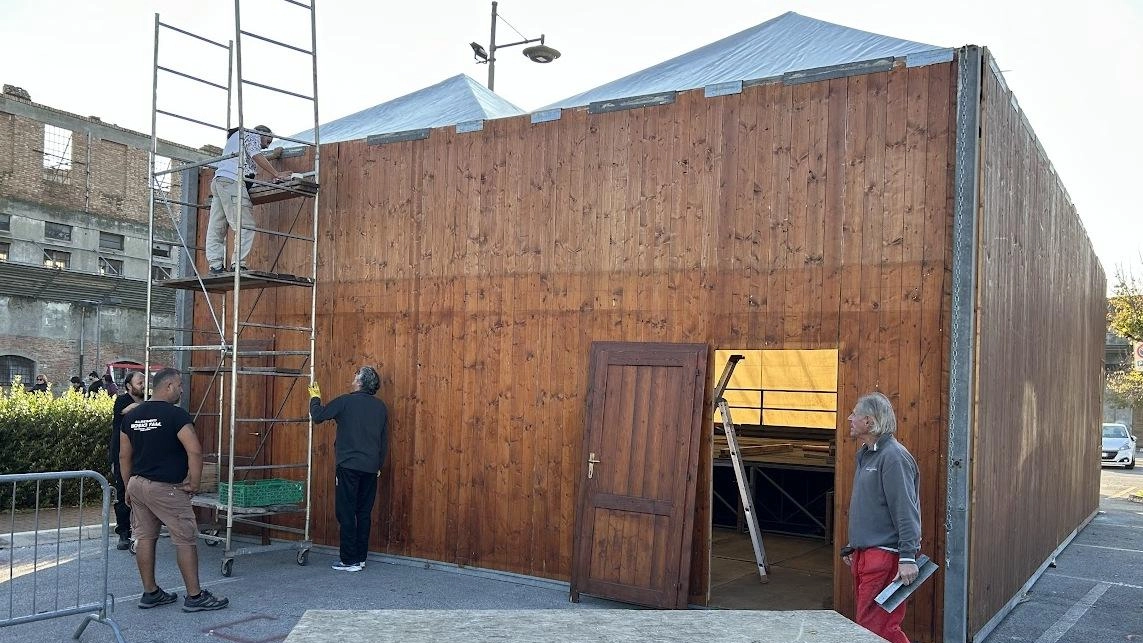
[0,355,36,388]
[43,249,70,270]
[152,243,172,258]
[153,155,172,192]
[99,257,124,277]
[0,213,9,232]
[152,265,172,281]
[44,221,72,242]
[0,241,8,262]
[43,124,73,183]
[99,231,125,251]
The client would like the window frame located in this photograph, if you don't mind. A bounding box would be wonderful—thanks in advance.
[0,355,36,388]
[99,256,124,277]
[99,231,125,252]
[43,248,71,270]
[43,221,73,242]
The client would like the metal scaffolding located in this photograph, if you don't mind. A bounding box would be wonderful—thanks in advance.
[145,0,321,577]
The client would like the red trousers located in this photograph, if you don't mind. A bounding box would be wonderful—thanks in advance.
[852,548,910,643]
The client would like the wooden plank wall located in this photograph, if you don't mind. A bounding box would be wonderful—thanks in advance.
[968,55,1105,635]
[193,60,958,643]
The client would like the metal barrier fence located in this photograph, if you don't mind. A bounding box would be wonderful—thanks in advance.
[0,470,124,642]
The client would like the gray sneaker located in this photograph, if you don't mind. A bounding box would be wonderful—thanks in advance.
[138,587,177,609]
[182,589,229,612]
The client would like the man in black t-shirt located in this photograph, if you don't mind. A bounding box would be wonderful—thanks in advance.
[110,371,145,549]
[120,368,229,612]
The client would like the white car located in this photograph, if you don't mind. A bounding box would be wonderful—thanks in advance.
[1102,423,1137,469]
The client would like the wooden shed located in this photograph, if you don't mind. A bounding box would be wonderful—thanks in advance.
[186,43,1103,643]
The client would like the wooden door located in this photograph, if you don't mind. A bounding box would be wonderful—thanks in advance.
[570,341,709,608]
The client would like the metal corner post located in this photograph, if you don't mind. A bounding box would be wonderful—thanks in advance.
[945,44,983,643]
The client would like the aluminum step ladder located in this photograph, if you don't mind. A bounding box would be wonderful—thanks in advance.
[713,354,769,583]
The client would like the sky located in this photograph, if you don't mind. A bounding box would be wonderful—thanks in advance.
[2,0,1140,280]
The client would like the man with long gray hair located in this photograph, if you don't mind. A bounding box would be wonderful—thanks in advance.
[309,366,389,572]
[841,392,921,643]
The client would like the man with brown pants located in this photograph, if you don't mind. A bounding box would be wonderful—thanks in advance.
[119,368,229,612]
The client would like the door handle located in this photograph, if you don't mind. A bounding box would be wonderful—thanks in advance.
[587,452,601,479]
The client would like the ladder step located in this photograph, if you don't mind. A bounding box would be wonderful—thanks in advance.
[158,21,230,49]
[241,321,313,332]
[188,366,305,377]
[234,350,311,357]
[250,226,315,242]
[240,29,313,55]
[227,463,308,471]
[236,417,310,423]
[156,109,227,132]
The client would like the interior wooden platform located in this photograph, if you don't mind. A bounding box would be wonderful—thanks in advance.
[715,435,836,468]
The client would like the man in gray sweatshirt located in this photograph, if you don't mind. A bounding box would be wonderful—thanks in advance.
[842,392,920,643]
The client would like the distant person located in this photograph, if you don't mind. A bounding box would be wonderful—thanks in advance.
[102,373,119,396]
[70,376,85,393]
[120,368,229,612]
[205,125,290,275]
[29,374,49,393]
[308,366,389,572]
[87,371,104,395]
[841,392,921,643]
[110,371,145,550]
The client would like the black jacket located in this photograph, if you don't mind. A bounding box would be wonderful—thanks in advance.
[310,391,388,473]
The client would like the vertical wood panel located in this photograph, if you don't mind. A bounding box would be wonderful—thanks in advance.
[188,61,1002,643]
[968,58,1104,635]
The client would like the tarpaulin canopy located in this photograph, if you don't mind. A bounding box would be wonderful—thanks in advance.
[287,74,525,145]
[543,11,944,110]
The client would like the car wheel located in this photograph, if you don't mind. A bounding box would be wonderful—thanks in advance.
[1126,459,1136,470]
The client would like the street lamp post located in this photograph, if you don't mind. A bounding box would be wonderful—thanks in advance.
[470,1,561,91]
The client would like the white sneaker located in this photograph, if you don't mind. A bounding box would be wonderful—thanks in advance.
[331,561,362,572]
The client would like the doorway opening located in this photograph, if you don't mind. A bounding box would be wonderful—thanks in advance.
[708,349,839,610]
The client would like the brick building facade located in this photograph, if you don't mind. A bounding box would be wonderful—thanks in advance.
[0,83,207,392]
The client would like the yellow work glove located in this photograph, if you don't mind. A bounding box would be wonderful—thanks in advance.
[307,382,321,399]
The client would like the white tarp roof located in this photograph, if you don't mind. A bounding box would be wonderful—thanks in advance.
[288,74,525,145]
[543,11,943,110]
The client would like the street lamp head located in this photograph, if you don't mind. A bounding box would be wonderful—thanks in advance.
[523,43,560,64]
[470,42,489,62]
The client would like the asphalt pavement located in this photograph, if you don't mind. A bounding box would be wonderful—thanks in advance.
[985,461,1143,642]
[3,464,1141,643]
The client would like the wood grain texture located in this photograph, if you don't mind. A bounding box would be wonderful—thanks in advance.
[183,56,1102,643]
[966,56,1104,636]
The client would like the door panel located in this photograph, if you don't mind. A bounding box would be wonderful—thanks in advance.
[570,341,708,609]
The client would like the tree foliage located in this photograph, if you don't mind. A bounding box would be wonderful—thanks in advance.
[1108,269,1143,407]
[1108,271,1143,341]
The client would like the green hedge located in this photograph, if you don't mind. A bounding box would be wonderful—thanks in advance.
[0,380,115,509]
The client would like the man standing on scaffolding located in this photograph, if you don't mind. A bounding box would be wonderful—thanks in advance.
[205,125,290,275]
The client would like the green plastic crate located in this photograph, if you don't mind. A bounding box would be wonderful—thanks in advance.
[218,478,304,507]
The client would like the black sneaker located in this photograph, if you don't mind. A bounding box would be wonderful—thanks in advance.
[116,536,131,551]
[182,589,229,612]
[230,264,250,273]
[138,587,177,609]
[208,265,226,275]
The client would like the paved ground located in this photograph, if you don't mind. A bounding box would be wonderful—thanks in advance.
[985,462,1143,643]
[4,463,1142,643]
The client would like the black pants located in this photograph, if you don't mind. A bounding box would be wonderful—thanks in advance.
[111,465,131,539]
[335,466,377,565]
